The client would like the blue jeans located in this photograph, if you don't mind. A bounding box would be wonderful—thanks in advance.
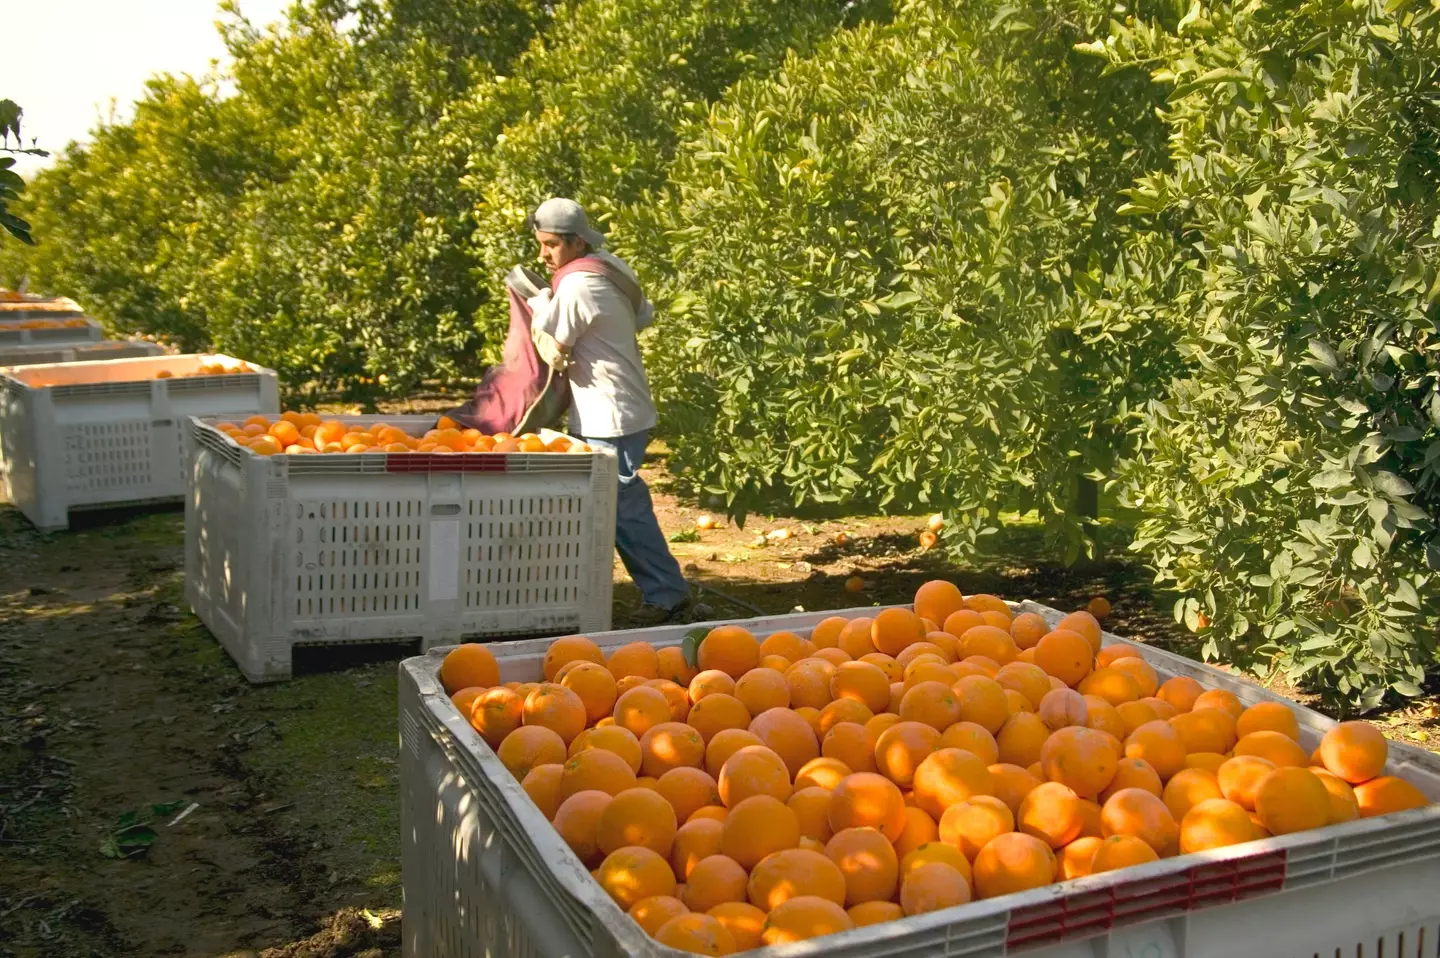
[581,431,691,609]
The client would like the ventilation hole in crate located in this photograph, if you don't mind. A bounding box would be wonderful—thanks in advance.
[292,498,424,619]
[63,421,154,493]
[463,496,588,610]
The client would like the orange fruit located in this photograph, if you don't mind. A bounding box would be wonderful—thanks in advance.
[822,722,878,774]
[1041,726,1119,798]
[1162,768,1224,822]
[785,660,835,710]
[553,790,613,865]
[1217,756,1277,811]
[561,748,638,799]
[1087,597,1112,619]
[657,646,699,687]
[681,854,749,913]
[837,617,878,659]
[1183,752,1228,775]
[1009,613,1049,651]
[704,729,764,778]
[749,707,819,777]
[720,795,799,869]
[898,681,965,732]
[996,712,1050,769]
[747,847,847,909]
[734,668,790,715]
[687,693,752,745]
[943,609,986,640]
[1254,767,1331,836]
[698,626,760,679]
[794,757,851,792]
[1059,836,1104,880]
[1076,798,1104,838]
[995,662,1052,711]
[962,593,1009,616]
[630,895,689,937]
[1312,769,1360,824]
[544,636,604,681]
[871,607,926,657]
[598,787,678,858]
[987,763,1043,815]
[1156,676,1205,713]
[911,748,993,819]
[809,617,849,649]
[824,826,900,906]
[847,901,903,927]
[689,670,737,702]
[1141,696,1177,721]
[788,786,835,843]
[897,643,946,670]
[671,817,725,879]
[572,725,643,773]
[1169,708,1238,755]
[760,896,853,945]
[1354,776,1428,818]
[646,679,691,722]
[1100,788,1178,854]
[893,806,940,860]
[938,722,999,765]
[640,722,707,778]
[1124,720,1187,781]
[1319,721,1389,784]
[900,861,972,915]
[1179,798,1255,853]
[953,675,1010,734]
[904,658,957,691]
[817,698,873,737]
[830,661,892,713]
[959,626,1018,665]
[470,687,524,747]
[938,794,1013,860]
[1100,757,1163,804]
[794,706,823,737]
[717,746,792,806]
[1033,630,1093,688]
[1234,731,1309,768]
[828,773,907,841]
[521,764,565,818]
[598,845,677,910]
[1038,688,1088,731]
[439,643,500,693]
[707,902,766,951]
[874,721,941,788]
[1090,834,1158,874]
[497,725,567,779]
[612,685,673,739]
[688,806,730,825]
[561,662,619,724]
[972,832,1056,899]
[759,631,812,662]
[1115,701,1159,737]
[1108,657,1159,699]
[914,580,965,630]
[608,641,660,680]
[1191,689,1244,718]
[1055,611,1102,653]
[1236,702,1301,742]
[1017,781,1083,848]
[1078,668,1143,707]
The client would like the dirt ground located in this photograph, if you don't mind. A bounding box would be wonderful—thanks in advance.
[2,433,1436,958]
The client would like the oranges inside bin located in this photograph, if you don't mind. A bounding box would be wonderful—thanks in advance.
[440,584,1431,953]
[214,413,590,456]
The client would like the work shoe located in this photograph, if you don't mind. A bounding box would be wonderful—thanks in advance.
[631,594,702,627]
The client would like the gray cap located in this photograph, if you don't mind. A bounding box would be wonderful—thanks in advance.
[530,197,606,249]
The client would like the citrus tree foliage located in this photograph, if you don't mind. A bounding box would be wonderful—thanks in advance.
[1094,0,1440,708]
[645,0,1178,561]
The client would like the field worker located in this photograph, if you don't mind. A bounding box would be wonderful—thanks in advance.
[526,197,693,625]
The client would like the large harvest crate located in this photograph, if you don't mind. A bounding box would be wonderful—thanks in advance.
[0,316,103,346]
[0,354,278,531]
[0,339,166,367]
[185,416,618,683]
[398,604,1440,958]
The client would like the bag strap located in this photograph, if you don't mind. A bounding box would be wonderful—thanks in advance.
[552,256,645,314]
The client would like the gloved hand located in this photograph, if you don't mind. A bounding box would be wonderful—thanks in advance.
[533,329,570,373]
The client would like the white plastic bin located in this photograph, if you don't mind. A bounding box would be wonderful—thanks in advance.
[184,416,618,683]
[398,603,1440,958]
[0,354,278,531]
[0,316,103,345]
[0,339,166,367]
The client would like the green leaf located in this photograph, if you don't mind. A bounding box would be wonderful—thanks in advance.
[1370,471,1414,497]
[681,628,708,670]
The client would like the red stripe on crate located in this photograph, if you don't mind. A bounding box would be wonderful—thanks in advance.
[1005,849,1288,949]
[384,454,510,473]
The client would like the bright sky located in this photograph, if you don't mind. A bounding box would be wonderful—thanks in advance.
[7,0,294,177]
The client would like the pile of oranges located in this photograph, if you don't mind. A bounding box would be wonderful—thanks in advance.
[439,582,1431,955]
[156,361,255,378]
[215,412,590,457]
